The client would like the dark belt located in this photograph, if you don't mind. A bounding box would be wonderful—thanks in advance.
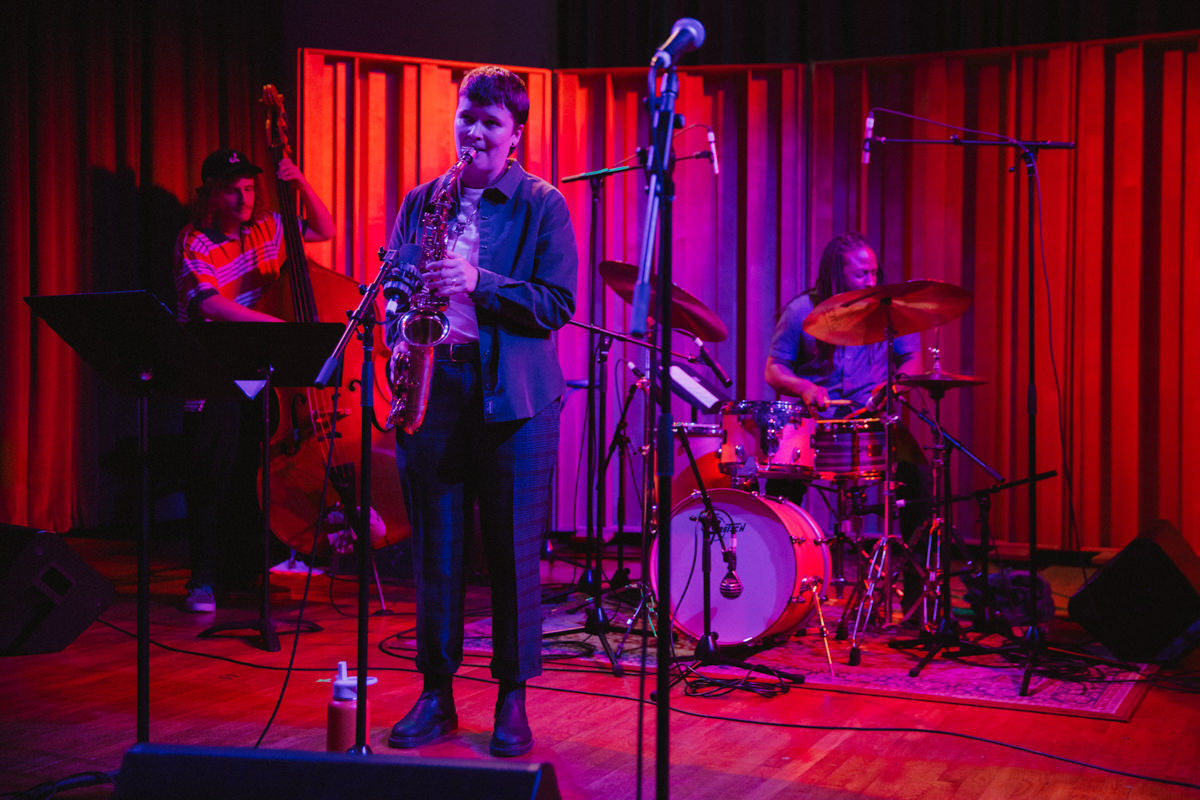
[434,341,480,363]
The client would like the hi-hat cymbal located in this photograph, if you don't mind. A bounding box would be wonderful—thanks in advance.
[897,369,987,391]
[599,260,729,342]
[803,280,973,346]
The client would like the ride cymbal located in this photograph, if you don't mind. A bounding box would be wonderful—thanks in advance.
[803,280,972,346]
[598,260,729,342]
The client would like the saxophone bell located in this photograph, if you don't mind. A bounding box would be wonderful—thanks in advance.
[397,306,450,349]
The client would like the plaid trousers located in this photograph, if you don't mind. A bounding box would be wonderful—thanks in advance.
[395,356,558,683]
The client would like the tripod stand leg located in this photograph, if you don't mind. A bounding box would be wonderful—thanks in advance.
[848,537,890,658]
[614,582,659,658]
[810,587,836,679]
[1019,625,1044,696]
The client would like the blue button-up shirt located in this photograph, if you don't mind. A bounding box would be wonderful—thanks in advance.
[384,161,578,422]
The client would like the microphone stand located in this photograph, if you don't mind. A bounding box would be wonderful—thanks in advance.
[640,65,679,800]
[314,257,391,755]
[869,116,1073,695]
[543,161,647,675]
[666,432,809,687]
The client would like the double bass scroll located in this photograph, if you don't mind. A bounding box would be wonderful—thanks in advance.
[254,84,409,556]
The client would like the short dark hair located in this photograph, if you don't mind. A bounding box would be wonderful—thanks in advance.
[459,66,529,126]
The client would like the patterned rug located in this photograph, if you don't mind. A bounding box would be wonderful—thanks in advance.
[435,592,1152,721]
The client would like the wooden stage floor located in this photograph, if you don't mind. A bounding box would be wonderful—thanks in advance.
[1,533,1198,799]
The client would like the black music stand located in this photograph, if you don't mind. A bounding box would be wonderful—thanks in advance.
[24,290,240,743]
[188,320,344,652]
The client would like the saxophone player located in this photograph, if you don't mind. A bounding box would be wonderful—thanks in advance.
[382,66,577,757]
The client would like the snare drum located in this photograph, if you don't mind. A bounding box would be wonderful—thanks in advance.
[717,400,815,478]
[813,418,887,479]
[651,489,831,646]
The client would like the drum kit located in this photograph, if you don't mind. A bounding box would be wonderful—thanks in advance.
[593,261,985,672]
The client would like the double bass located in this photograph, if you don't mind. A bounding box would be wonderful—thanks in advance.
[254,84,409,556]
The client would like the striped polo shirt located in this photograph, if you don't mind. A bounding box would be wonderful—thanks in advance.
[174,212,290,323]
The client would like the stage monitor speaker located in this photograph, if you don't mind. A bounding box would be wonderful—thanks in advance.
[1067,520,1200,663]
[0,525,115,655]
[113,744,562,800]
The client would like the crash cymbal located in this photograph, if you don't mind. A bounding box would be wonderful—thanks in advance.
[803,280,972,346]
[599,260,729,342]
[897,368,986,390]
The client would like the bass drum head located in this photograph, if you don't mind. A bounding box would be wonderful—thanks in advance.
[651,488,829,647]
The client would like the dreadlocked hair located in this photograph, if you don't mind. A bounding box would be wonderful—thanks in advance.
[809,231,873,364]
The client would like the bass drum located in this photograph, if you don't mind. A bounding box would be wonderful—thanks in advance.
[670,422,728,501]
[650,488,830,647]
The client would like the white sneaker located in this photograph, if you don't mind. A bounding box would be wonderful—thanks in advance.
[184,585,216,613]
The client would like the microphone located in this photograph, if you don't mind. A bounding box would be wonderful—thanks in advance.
[861,111,875,165]
[866,373,905,411]
[719,568,743,600]
[626,361,651,389]
[651,17,706,69]
[719,536,742,599]
[380,243,423,304]
[706,127,720,176]
[693,337,732,387]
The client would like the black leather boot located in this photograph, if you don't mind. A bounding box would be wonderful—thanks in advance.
[489,680,532,757]
[387,675,457,748]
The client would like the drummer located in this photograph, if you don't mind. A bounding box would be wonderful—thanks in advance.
[764,231,930,615]
[765,232,921,414]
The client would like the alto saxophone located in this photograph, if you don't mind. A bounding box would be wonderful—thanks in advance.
[386,147,477,434]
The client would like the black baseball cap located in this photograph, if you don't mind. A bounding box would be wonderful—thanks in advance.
[200,149,263,183]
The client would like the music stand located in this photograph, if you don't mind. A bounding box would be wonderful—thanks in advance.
[24,290,240,743]
[187,321,344,652]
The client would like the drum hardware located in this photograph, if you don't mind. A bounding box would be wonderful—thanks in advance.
[807,478,881,638]
[653,435,812,689]
[803,280,974,666]
[717,400,816,479]
[886,361,1014,675]
[546,321,673,678]
[798,575,836,678]
[844,502,929,660]
[845,403,903,663]
[613,421,725,661]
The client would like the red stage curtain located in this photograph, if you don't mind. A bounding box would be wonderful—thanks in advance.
[6,25,1198,555]
[1,2,281,531]
[296,38,1200,551]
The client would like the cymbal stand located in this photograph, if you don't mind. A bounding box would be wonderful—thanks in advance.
[888,382,996,676]
[867,118,1074,696]
[541,331,624,677]
[548,321,698,674]
[604,364,648,590]
[845,306,914,665]
[809,479,871,640]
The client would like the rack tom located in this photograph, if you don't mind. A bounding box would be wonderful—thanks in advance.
[718,400,815,478]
